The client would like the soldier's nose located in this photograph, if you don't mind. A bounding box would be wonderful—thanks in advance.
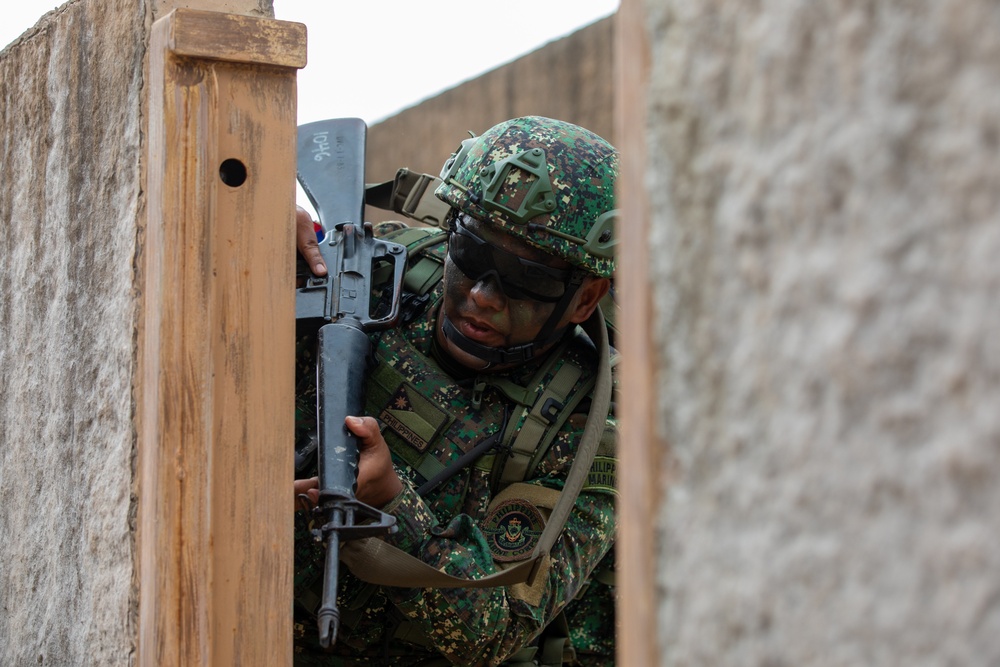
[470,275,506,310]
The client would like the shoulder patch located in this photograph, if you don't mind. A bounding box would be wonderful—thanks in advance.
[483,499,545,562]
[379,383,449,453]
[583,455,617,495]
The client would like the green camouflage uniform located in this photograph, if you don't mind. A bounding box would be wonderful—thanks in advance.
[293,229,617,666]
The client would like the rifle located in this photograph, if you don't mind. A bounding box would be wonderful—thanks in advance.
[295,118,406,647]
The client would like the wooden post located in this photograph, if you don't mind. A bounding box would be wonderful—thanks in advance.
[616,0,662,665]
[138,9,306,665]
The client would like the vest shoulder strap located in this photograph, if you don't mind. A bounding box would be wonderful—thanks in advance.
[494,349,591,489]
[379,225,447,296]
[489,326,618,492]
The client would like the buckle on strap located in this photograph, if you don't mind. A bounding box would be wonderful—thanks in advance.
[365,169,451,227]
[394,169,451,227]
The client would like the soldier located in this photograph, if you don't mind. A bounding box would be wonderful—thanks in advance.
[293,116,618,666]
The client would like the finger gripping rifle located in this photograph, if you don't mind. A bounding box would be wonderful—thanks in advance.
[295,118,405,648]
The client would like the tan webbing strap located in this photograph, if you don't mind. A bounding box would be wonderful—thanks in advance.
[488,345,566,484]
[340,479,560,590]
[396,171,449,227]
[533,309,611,560]
[339,308,613,590]
[501,362,583,485]
[339,532,541,589]
[365,169,450,227]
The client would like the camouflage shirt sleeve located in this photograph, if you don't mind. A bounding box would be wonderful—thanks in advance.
[373,419,617,666]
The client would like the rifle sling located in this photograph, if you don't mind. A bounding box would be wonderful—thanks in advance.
[365,169,450,227]
[339,307,612,590]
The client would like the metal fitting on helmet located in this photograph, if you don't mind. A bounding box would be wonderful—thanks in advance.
[435,116,619,278]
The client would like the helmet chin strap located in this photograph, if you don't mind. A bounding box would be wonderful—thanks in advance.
[441,316,542,366]
[440,272,585,367]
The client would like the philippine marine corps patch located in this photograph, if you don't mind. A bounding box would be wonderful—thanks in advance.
[583,456,617,495]
[483,499,545,562]
[379,383,449,453]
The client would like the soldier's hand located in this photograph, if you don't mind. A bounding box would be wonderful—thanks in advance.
[345,416,403,508]
[296,206,327,276]
[294,476,319,510]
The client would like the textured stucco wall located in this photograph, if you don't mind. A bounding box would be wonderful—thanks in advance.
[0,0,274,663]
[647,1,1000,664]
[0,2,147,663]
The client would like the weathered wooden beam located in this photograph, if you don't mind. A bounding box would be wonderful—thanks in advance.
[138,9,305,665]
[616,0,662,665]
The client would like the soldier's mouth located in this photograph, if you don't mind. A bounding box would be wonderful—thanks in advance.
[458,317,504,346]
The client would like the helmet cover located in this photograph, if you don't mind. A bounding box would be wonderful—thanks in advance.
[435,116,618,278]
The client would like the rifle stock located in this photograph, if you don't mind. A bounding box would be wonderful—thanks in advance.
[295,118,405,647]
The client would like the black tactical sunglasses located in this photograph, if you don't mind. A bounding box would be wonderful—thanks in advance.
[447,214,574,303]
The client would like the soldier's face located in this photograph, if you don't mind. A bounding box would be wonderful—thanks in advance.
[437,219,574,371]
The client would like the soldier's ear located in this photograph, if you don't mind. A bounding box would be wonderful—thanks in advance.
[566,277,610,325]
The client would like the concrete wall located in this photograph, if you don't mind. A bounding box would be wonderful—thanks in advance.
[365,17,614,223]
[0,0,278,663]
[0,1,147,663]
[639,1,1000,664]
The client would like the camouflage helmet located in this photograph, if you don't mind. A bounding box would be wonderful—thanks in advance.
[435,116,619,278]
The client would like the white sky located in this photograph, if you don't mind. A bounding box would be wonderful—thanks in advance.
[2,0,620,125]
